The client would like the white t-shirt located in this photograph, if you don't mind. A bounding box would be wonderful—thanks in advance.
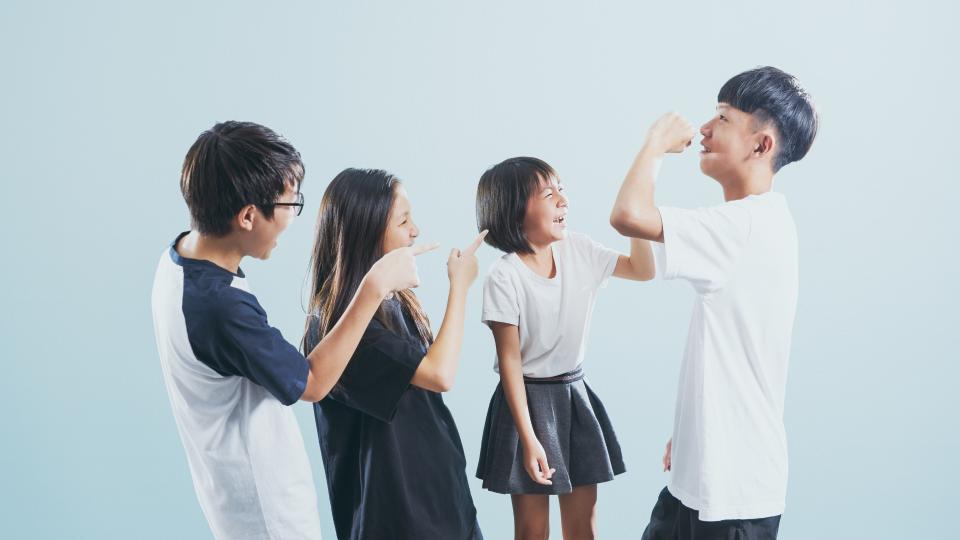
[151,234,323,540]
[482,231,620,378]
[653,192,797,521]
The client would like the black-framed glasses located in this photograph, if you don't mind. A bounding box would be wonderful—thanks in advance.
[272,192,305,216]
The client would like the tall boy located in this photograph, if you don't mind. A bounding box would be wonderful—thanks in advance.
[610,67,818,539]
[152,121,435,539]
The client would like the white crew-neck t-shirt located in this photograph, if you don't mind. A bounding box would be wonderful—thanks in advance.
[653,192,798,522]
[481,231,620,378]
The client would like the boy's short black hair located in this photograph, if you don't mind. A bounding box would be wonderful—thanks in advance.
[180,121,305,236]
[476,156,556,254]
[718,66,818,172]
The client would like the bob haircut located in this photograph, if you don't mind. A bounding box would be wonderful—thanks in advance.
[475,156,557,254]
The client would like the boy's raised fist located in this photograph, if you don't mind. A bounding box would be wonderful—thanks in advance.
[647,112,696,154]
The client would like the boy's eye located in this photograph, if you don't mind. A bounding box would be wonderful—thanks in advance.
[719,114,727,121]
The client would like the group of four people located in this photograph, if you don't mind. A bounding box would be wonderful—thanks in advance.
[151,66,818,540]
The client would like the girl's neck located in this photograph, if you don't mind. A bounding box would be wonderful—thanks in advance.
[517,241,556,279]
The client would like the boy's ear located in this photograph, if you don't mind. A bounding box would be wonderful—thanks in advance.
[236,204,257,232]
[753,130,776,160]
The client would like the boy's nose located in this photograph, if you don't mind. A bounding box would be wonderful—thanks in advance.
[700,122,711,137]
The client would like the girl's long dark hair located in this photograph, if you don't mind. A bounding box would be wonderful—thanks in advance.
[303,168,433,352]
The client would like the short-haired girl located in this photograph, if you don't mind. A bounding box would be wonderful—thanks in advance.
[474,157,654,538]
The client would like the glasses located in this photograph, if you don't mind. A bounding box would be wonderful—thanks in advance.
[272,192,305,216]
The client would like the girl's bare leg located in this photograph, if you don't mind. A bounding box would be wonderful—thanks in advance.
[512,494,550,540]
[559,484,598,540]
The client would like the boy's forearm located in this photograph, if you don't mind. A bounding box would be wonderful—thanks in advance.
[302,276,386,401]
[610,144,666,241]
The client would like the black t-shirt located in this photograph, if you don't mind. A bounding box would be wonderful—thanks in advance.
[306,298,481,540]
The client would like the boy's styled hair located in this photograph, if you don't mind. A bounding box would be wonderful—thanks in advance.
[180,121,305,236]
[718,66,819,172]
[476,156,557,254]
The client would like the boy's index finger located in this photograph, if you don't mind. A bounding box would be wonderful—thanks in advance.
[464,230,489,255]
[411,242,440,256]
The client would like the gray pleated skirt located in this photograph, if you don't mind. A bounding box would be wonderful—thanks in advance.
[475,366,626,495]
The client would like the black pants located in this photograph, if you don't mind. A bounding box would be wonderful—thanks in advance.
[641,487,781,540]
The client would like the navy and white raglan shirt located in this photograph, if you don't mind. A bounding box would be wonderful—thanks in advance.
[151,232,322,540]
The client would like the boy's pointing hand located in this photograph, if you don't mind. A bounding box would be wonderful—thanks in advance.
[369,242,440,298]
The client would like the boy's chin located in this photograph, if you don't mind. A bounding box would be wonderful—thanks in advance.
[699,157,723,181]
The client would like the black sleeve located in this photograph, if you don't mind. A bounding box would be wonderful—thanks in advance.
[308,318,425,422]
[188,286,308,406]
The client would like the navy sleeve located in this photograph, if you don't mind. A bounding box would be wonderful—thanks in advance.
[307,318,424,423]
[186,285,309,406]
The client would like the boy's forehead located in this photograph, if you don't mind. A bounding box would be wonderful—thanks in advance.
[717,103,750,119]
[282,179,301,195]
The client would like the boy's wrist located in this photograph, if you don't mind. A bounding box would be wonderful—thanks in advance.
[638,141,667,160]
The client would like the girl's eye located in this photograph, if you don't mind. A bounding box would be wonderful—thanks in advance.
[545,193,553,198]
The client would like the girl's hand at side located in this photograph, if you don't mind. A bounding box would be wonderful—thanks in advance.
[522,437,556,485]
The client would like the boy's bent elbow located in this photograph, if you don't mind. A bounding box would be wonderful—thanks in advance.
[611,207,660,241]
[299,387,328,403]
[299,372,334,402]
[610,208,643,237]
[609,209,630,235]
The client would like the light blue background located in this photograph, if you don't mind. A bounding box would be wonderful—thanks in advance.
[2,1,957,538]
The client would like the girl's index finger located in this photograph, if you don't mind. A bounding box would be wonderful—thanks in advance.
[411,242,440,256]
[464,230,489,255]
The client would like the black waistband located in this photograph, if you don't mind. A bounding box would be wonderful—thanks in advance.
[523,366,584,385]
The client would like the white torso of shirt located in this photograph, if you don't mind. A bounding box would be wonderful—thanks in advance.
[481,231,620,378]
[653,192,798,522]
[151,248,322,540]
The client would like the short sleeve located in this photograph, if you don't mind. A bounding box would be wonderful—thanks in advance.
[572,232,620,288]
[653,203,752,294]
[194,287,308,406]
[482,267,520,326]
[325,321,425,422]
